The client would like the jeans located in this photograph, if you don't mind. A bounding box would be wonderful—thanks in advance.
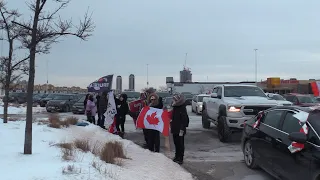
[98,114,105,129]
[173,133,185,160]
[147,129,160,152]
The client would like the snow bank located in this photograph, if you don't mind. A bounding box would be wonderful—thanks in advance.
[0,99,46,114]
[0,120,194,180]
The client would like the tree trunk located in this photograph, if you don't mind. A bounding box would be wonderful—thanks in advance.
[3,83,10,123]
[24,0,41,155]
[3,40,14,123]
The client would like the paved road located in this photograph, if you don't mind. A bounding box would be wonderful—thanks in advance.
[0,107,275,180]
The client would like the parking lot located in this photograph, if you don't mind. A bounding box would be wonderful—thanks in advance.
[0,104,274,180]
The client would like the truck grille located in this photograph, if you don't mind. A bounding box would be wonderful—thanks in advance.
[243,106,273,115]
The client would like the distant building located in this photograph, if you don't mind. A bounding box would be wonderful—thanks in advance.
[129,74,135,91]
[180,68,192,83]
[116,75,122,94]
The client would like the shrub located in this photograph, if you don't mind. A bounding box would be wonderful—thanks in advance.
[99,141,126,165]
[48,114,61,128]
[65,116,78,126]
[56,142,74,161]
[74,139,90,152]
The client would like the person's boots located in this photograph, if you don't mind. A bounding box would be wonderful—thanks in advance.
[172,156,178,162]
[175,156,183,165]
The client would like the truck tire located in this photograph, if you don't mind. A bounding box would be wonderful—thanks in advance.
[202,108,210,129]
[217,116,231,142]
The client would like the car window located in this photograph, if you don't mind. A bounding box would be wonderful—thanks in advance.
[308,128,320,146]
[217,87,222,97]
[285,95,294,102]
[261,110,284,128]
[212,88,218,93]
[281,111,302,134]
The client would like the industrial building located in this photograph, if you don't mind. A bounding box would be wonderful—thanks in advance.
[129,74,135,91]
[180,68,192,83]
[116,75,122,94]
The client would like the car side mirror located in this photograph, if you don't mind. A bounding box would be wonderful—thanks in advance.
[210,93,218,98]
[288,132,307,144]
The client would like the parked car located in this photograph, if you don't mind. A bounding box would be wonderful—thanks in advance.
[71,95,86,114]
[265,93,293,106]
[33,93,49,104]
[191,94,210,114]
[181,92,193,105]
[3,92,27,104]
[46,94,78,112]
[122,91,140,102]
[39,93,59,107]
[202,84,279,142]
[163,97,173,110]
[283,93,319,107]
[157,92,171,101]
[241,105,320,180]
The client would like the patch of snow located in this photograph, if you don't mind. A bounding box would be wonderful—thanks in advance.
[0,119,194,180]
[0,99,46,114]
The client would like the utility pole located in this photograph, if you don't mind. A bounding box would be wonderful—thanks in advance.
[254,49,258,85]
[146,64,149,88]
[46,59,49,93]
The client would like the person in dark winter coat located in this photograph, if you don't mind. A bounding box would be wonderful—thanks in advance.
[98,90,109,129]
[171,93,189,164]
[147,93,162,152]
[115,94,129,138]
[96,94,101,122]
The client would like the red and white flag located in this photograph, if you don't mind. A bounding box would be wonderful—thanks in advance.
[136,106,170,136]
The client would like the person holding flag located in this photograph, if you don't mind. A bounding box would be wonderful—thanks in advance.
[115,94,129,138]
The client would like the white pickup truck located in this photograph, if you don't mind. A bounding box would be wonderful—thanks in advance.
[202,84,279,142]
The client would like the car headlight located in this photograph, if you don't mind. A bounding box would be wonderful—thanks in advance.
[199,104,202,108]
[228,106,241,112]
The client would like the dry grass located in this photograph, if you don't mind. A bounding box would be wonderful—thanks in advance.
[56,142,74,161]
[99,141,126,165]
[65,116,79,126]
[48,114,78,128]
[74,139,90,152]
[62,164,81,174]
[48,114,61,128]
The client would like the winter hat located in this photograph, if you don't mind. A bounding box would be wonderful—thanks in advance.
[172,93,186,106]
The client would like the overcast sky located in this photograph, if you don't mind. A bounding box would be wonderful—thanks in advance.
[5,0,320,91]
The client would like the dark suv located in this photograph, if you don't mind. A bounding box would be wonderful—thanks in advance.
[3,92,27,104]
[284,93,319,107]
[241,106,320,180]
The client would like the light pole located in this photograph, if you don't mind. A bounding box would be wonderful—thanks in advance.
[146,64,149,88]
[46,59,49,93]
[254,49,258,85]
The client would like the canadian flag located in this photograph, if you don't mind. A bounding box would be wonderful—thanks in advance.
[136,106,170,136]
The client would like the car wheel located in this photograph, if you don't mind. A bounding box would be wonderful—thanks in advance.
[46,109,52,113]
[191,106,194,112]
[202,108,210,129]
[244,140,258,169]
[217,116,231,142]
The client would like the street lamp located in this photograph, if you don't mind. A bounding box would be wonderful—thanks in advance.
[146,64,149,88]
[254,49,258,85]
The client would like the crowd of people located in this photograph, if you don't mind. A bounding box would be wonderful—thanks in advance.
[83,88,189,165]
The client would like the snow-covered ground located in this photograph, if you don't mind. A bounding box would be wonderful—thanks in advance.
[0,99,46,114]
[0,119,194,180]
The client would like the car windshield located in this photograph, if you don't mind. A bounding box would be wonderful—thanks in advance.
[164,97,173,104]
[53,95,70,100]
[198,96,210,102]
[270,94,285,101]
[297,96,318,103]
[224,86,266,97]
[46,94,57,98]
[157,92,170,98]
[77,96,86,102]
[307,111,320,134]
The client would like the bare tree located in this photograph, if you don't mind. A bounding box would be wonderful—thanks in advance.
[198,85,206,94]
[12,0,94,154]
[157,85,167,92]
[0,2,30,123]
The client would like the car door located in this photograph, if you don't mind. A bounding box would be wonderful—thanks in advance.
[192,95,197,111]
[209,87,221,120]
[206,88,216,119]
[250,109,285,174]
[273,110,313,180]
